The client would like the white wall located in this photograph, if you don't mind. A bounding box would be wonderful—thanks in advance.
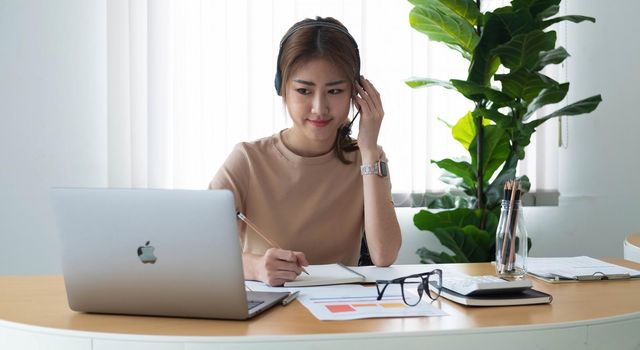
[0,0,107,274]
[0,0,638,273]
[524,0,640,259]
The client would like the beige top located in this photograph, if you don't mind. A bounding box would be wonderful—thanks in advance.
[209,130,391,266]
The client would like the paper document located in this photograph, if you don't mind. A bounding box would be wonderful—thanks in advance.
[527,256,640,281]
[246,281,447,320]
[350,264,467,283]
[296,284,448,320]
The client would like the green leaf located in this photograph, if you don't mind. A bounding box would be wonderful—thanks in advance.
[493,7,537,36]
[459,225,492,261]
[495,69,550,102]
[405,77,454,89]
[451,79,512,105]
[413,208,479,230]
[512,0,560,19]
[428,192,475,209]
[486,173,512,205]
[437,116,455,128]
[485,152,518,209]
[524,82,569,119]
[416,247,460,264]
[439,170,476,195]
[437,0,482,25]
[482,209,500,238]
[535,46,570,70]
[467,12,511,85]
[469,125,510,182]
[413,209,495,262]
[517,175,532,193]
[543,15,596,28]
[452,111,476,149]
[491,30,556,70]
[533,94,603,126]
[467,7,536,85]
[420,225,495,263]
[475,108,512,130]
[535,5,560,20]
[512,122,539,159]
[450,79,485,101]
[417,228,470,263]
[538,72,560,86]
[431,159,476,187]
[409,3,479,60]
[451,111,491,149]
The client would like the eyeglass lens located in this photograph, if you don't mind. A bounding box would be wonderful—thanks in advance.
[426,271,443,300]
[401,276,424,306]
[401,272,443,306]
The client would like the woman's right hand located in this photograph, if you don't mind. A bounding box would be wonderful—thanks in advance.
[244,248,309,286]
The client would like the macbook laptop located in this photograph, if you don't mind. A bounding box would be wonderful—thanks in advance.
[50,188,289,320]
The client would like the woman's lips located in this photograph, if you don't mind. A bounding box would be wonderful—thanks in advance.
[307,119,331,128]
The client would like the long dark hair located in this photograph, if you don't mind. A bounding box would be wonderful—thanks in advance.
[278,17,359,164]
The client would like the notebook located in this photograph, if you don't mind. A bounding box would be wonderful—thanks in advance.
[436,286,553,307]
[283,263,366,287]
[50,188,289,320]
[527,256,640,283]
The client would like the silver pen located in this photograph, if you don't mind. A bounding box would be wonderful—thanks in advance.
[281,291,300,306]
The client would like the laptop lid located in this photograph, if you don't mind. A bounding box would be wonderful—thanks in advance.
[50,188,288,320]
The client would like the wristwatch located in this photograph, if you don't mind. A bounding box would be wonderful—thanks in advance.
[360,160,388,177]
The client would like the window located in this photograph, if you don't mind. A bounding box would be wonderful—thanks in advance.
[107,0,562,205]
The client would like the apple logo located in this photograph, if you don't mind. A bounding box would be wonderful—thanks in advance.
[137,241,157,264]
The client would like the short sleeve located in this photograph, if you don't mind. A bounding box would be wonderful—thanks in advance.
[208,143,251,215]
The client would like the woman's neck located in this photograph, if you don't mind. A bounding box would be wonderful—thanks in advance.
[282,128,334,157]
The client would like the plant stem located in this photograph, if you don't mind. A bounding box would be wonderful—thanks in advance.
[474,0,485,211]
[475,107,485,210]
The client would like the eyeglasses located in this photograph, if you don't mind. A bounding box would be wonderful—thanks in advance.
[375,269,443,306]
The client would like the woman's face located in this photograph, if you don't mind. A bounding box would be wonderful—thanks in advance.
[284,57,352,146]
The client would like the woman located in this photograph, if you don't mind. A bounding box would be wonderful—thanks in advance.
[210,17,401,286]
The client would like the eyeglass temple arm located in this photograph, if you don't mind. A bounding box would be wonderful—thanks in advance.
[375,281,392,301]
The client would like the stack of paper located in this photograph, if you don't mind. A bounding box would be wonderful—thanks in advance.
[527,256,640,282]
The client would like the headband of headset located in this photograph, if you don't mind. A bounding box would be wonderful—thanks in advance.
[274,20,361,96]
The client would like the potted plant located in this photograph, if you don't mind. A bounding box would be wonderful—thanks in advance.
[406,0,602,263]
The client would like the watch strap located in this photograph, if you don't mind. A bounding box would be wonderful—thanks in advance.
[361,160,388,177]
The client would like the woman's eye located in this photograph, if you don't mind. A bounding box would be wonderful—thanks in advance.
[296,88,310,95]
[329,89,343,95]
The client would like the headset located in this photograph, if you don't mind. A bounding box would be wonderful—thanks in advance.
[274,19,362,138]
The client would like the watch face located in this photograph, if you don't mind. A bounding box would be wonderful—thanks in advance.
[379,161,388,177]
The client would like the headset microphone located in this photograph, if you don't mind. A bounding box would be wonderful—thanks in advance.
[340,108,360,137]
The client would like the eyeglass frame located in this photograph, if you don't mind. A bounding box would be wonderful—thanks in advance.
[375,269,443,306]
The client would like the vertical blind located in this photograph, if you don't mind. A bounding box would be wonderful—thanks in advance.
[106,0,562,203]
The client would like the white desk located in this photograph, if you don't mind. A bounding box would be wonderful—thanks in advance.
[2,260,640,349]
[624,233,640,263]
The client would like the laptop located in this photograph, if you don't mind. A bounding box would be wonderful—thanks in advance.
[50,188,289,320]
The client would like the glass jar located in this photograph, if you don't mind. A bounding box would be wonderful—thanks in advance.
[495,199,528,279]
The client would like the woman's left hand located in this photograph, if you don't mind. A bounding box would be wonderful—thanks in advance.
[353,76,384,156]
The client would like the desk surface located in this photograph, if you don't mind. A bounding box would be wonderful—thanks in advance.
[627,233,640,248]
[1,259,640,338]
